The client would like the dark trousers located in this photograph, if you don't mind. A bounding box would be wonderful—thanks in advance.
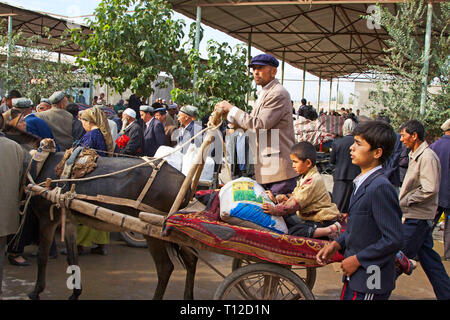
[284,214,335,239]
[401,218,450,300]
[435,207,449,260]
[340,280,391,300]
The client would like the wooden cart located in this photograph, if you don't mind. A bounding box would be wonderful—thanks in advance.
[26,114,340,300]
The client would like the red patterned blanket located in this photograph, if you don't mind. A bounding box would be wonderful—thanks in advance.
[163,191,344,267]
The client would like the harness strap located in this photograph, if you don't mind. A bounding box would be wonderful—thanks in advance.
[134,158,166,210]
[74,193,167,215]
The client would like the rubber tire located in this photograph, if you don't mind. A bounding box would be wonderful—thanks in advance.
[214,263,315,300]
[119,231,148,248]
[231,258,317,290]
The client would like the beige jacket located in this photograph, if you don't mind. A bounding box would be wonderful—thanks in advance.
[35,107,73,151]
[399,141,441,220]
[233,79,298,184]
[291,166,340,223]
[0,136,25,237]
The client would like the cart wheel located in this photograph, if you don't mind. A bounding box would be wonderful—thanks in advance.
[214,263,315,300]
[119,231,148,248]
[231,258,317,290]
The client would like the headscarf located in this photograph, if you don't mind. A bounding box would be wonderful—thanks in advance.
[342,118,357,136]
[81,107,114,155]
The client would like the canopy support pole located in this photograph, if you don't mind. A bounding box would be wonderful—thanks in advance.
[420,2,433,116]
[193,6,202,89]
[301,60,306,99]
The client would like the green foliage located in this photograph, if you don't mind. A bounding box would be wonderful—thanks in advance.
[72,0,253,118]
[72,0,190,99]
[0,23,83,104]
[171,40,254,118]
[366,0,449,138]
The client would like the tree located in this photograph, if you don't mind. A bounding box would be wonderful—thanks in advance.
[72,0,254,118]
[0,24,83,104]
[171,39,254,117]
[72,0,190,100]
[366,0,449,138]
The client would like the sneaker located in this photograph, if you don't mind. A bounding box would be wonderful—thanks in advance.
[328,221,342,240]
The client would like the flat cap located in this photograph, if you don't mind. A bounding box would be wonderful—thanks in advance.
[154,107,166,114]
[123,108,136,119]
[179,105,198,118]
[12,97,33,109]
[140,105,154,113]
[49,91,66,104]
[441,118,450,132]
[249,53,279,68]
[168,103,178,109]
[40,98,51,104]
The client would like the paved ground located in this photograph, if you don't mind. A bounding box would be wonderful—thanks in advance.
[2,174,448,300]
[1,230,448,300]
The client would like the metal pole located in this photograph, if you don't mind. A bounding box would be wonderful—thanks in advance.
[336,78,340,107]
[328,78,333,113]
[193,6,202,88]
[317,72,322,111]
[420,3,433,116]
[6,15,13,93]
[246,30,252,105]
[281,49,285,85]
[301,60,306,99]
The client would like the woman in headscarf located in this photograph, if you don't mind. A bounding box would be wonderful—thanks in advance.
[73,107,113,255]
[76,106,114,157]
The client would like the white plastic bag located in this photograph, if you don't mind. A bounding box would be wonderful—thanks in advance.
[154,146,184,171]
[181,144,214,182]
[219,177,288,234]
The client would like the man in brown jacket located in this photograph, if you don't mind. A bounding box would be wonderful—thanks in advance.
[35,91,74,151]
[217,54,298,195]
[398,119,450,300]
[0,133,25,295]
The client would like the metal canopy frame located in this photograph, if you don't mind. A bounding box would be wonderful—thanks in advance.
[168,0,440,80]
[0,1,91,56]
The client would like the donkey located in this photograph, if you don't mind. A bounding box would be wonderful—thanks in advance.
[3,126,198,300]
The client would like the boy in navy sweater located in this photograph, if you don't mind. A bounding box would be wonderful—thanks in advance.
[316,120,403,300]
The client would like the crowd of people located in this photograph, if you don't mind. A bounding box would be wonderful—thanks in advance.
[0,52,449,300]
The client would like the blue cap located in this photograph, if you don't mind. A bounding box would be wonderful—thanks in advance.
[154,107,166,114]
[249,54,279,68]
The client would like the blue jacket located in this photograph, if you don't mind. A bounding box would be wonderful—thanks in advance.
[430,135,450,208]
[142,117,166,157]
[25,113,60,151]
[336,169,403,294]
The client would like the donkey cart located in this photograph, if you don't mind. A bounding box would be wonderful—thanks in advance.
[24,111,343,300]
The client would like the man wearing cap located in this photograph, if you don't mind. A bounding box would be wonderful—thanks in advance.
[216,53,298,195]
[37,98,52,113]
[155,106,177,147]
[116,108,143,156]
[140,104,165,157]
[35,91,74,151]
[166,103,178,127]
[176,105,203,154]
[10,98,57,146]
[1,89,22,125]
[430,118,450,261]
